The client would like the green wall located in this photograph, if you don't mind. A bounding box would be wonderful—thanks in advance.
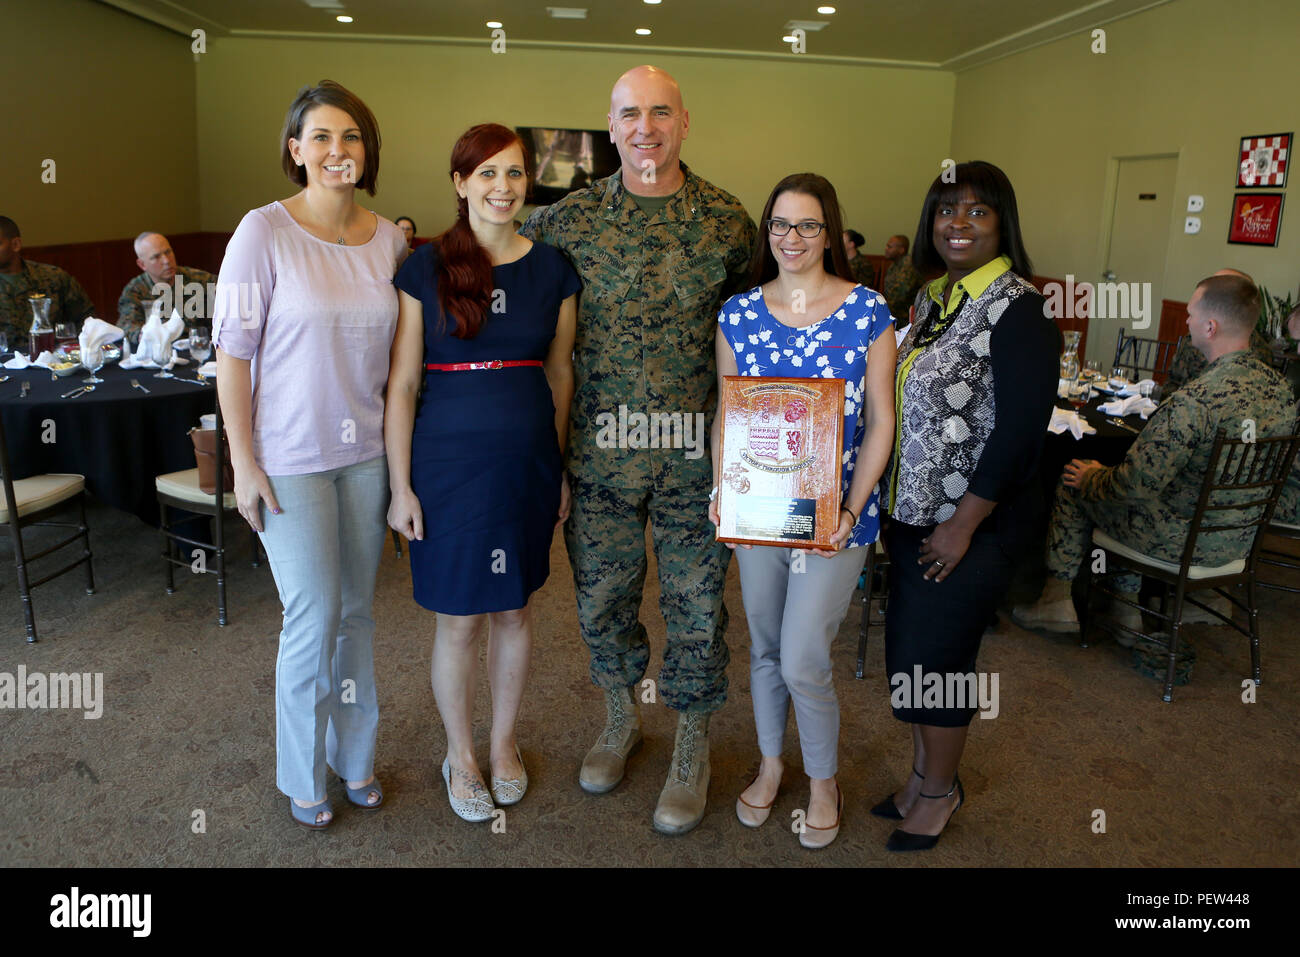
[1,0,200,246]
[194,38,954,250]
[951,0,1299,315]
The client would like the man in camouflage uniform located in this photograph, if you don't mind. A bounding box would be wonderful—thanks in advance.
[0,215,94,354]
[842,229,874,287]
[1014,275,1297,658]
[522,65,755,835]
[881,233,924,321]
[117,232,215,343]
[1161,268,1274,396]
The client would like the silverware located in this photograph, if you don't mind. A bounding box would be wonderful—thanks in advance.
[130,378,150,394]
[19,381,30,399]
[67,385,95,399]
[1107,417,1141,434]
[0,376,8,383]
[61,385,87,398]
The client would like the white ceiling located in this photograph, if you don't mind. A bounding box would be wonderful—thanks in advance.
[98,0,1177,70]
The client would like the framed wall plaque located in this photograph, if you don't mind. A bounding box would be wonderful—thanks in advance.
[716,376,845,549]
[1228,193,1284,246]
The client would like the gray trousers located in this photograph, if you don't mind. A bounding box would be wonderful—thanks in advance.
[735,544,868,779]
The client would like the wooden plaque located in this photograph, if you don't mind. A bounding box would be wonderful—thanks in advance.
[716,376,845,549]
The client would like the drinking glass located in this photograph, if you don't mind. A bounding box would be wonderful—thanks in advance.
[189,326,212,363]
[1138,380,1154,399]
[153,339,175,379]
[82,344,105,384]
[1111,366,1132,386]
[55,322,78,347]
[0,331,8,356]
[1084,359,1101,379]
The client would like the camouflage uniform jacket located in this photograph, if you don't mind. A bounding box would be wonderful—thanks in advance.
[882,256,924,321]
[1164,328,1273,395]
[849,254,875,288]
[521,164,756,490]
[117,266,216,340]
[0,259,95,353]
[1077,349,1297,565]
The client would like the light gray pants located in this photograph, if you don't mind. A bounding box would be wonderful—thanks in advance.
[259,455,389,802]
[735,544,868,779]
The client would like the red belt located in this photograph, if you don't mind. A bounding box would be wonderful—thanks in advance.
[425,360,542,371]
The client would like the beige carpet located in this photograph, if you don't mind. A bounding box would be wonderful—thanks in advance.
[2,500,1297,867]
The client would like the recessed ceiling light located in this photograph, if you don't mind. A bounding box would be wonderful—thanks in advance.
[336,14,352,22]
[782,34,799,42]
[817,5,836,13]
[486,20,503,28]
[635,27,652,35]
[644,0,662,5]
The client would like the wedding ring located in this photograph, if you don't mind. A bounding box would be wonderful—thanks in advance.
[933,561,945,568]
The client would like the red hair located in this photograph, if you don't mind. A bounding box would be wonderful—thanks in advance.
[435,123,529,338]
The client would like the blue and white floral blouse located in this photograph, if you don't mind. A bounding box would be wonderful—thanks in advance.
[717,284,894,547]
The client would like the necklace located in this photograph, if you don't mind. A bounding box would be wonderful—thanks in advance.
[337,236,346,245]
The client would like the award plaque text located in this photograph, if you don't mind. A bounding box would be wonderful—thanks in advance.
[716,376,845,549]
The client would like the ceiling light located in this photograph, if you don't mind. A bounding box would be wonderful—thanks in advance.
[817,5,836,13]
[336,15,352,22]
[486,20,503,28]
[644,0,662,5]
[636,27,652,35]
[782,34,798,42]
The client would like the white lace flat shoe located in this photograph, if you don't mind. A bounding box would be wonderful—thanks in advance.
[441,757,495,823]
[491,745,528,807]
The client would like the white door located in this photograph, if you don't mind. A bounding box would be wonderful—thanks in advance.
[1096,155,1178,365]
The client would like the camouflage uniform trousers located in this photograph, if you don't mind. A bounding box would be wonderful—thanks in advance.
[1044,474,1171,592]
[565,476,731,713]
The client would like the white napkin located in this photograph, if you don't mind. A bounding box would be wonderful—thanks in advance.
[198,361,217,377]
[1113,378,1155,398]
[121,308,187,369]
[894,323,911,348]
[77,317,124,359]
[1048,407,1097,440]
[1099,395,1158,419]
[4,351,59,370]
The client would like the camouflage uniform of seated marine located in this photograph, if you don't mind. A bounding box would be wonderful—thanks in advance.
[521,65,756,836]
[118,266,215,343]
[1163,327,1273,397]
[1018,349,1295,677]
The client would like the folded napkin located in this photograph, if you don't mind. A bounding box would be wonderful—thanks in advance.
[1112,378,1155,398]
[1048,407,1097,440]
[198,361,217,377]
[78,317,124,359]
[1099,394,1158,419]
[121,308,187,370]
[4,350,58,370]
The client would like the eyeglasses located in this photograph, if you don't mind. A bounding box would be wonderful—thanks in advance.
[765,219,827,238]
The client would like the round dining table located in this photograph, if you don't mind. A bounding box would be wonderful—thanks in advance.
[0,361,216,526]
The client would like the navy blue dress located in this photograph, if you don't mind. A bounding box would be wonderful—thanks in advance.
[394,242,581,615]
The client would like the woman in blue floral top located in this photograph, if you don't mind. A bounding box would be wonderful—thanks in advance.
[709,173,895,849]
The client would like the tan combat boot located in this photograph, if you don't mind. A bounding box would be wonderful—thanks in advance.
[653,712,710,835]
[579,684,643,794]
[1011,577,1078,633]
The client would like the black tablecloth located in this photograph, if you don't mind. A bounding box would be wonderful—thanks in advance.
[1,362,216,525]
[1009,396,1147,602]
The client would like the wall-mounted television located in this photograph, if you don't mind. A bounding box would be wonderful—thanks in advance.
[516,127,621,206]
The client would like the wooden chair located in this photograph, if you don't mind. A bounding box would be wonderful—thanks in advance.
[1114,330,1184,380]
[1079,428,1300,701]
[854,540,889,679]
[155,390,261,626]
[0,416,95,643]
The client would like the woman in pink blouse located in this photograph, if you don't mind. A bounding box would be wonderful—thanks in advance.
[214,80,407,829]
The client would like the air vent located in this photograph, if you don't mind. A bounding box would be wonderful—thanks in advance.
[547,7,589,18]
[783,20,830,32]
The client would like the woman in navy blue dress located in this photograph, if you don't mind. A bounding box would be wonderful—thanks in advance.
[385,124,579,821]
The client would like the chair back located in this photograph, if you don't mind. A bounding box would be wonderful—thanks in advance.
[1176,426,1300,576]
[213,385,225,501]
[1114,330,1184,379]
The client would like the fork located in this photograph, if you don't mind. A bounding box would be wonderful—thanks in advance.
[67,385,96,399]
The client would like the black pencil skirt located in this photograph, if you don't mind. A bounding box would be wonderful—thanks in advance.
[883,519,1014,727]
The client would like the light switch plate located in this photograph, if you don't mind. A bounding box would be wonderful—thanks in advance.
[1187,195,1204,212]
[1184,216,1202,234]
